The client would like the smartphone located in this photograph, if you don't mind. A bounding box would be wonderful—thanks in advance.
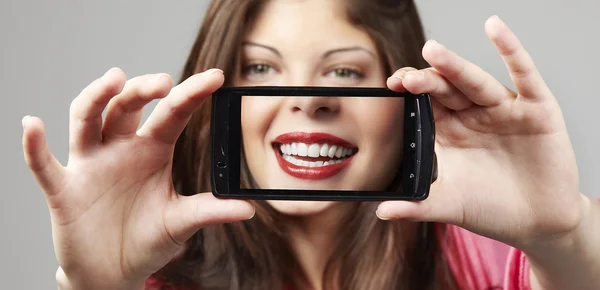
[210,86,436,201]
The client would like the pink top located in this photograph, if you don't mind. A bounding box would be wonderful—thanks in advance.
[145,224,532,290]
[439,224,531,290]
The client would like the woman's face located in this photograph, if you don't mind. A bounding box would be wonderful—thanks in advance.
[234,0,404,216]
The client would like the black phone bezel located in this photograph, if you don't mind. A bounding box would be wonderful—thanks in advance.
[210,86,436,201]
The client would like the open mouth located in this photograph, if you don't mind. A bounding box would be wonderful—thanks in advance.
[272,132,357,180]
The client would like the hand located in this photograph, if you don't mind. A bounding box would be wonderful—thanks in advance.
[22,68,255,289]
[377,15,585,251]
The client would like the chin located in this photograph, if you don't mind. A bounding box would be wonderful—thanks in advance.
[266,200,339,216]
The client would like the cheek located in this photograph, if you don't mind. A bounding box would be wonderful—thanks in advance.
[369,99,404,163]
[241,97,280,148]
[349,98,405,188]
[352,98,405,146]
[241,97,281,187]
[376,99,405,146]
[241,97,274,132]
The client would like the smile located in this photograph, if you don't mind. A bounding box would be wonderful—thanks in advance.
[272,132,357,180]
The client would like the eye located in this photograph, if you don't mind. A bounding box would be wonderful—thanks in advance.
[242,63,274,76]
[327,67,364,79]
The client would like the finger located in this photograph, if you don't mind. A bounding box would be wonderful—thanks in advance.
[375,179,465,225]
[164,192,255,245]
[138,68,224,144]
[22,116,65,196]
[69,68,126,152]
[102,73,173,139]
[401,68,474,111]
[485,15,551,99]
[386,67,418,91]
[422,40,514,107]
[430,97,453,124]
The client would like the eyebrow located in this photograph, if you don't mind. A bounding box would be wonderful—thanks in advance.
[243,41,281,57]
[242,41,376,59]
[322,46,376,59]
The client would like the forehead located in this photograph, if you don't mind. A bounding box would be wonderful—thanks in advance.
[244,0,377,54]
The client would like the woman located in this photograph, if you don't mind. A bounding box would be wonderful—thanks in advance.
[22,0,600,289]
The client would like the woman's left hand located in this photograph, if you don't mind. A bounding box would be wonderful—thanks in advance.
[378,15,590,252]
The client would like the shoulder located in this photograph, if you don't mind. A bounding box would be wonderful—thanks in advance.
[437,224,531,290]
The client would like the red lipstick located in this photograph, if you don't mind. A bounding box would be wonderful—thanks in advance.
[272,132,357,180]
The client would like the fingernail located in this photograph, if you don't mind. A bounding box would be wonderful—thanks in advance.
[388,70,408,85]
[247,208,256,220]
[152,73,167,82]
[104,67,118,77]
[426,39,443,50]
[387,76,402,87]
[486,15,501,26]
[395,70,408,80]
[205,68,224,75]
[375,210,390,220]
[21,115,30,128]
[404,70,424,80]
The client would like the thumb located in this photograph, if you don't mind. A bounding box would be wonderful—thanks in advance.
[375,155,466,225]
[376,144,465,225]
[375,186,465,225]
[164,193,255,245]
[22,116,65,197]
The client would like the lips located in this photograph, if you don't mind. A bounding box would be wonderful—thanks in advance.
[272,132,357,180]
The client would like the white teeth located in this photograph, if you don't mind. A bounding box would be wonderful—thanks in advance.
[328,145,337,158]
[281,154,351,168]
[335,147,343,158]
[307,144,320,157]
[319,144,329,157]
[297,143,308,157]
[278,142,356,160]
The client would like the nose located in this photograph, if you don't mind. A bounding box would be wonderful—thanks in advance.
[279,71,340,118]
[288,96,341,118]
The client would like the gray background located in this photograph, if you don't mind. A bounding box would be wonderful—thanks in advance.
[1,1,598,288]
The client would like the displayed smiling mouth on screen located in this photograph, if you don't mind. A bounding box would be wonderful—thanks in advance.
[272,132,357,180]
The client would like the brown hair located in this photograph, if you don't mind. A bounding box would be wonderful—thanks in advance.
[162,0,458,289]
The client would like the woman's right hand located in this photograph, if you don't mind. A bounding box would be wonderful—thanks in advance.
[22,68,255,290]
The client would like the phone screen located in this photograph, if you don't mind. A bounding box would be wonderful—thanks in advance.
[239,95,405,193]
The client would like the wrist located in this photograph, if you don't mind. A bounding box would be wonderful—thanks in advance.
[524,194,593,256]
[522,194,600,289]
